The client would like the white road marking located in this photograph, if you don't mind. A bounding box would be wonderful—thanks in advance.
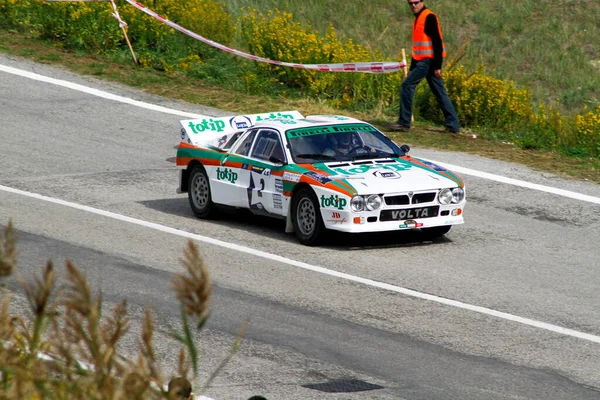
[2,63,598,205]
[425,159,600,205]
[0,64,206,119]
[1,184,600,345]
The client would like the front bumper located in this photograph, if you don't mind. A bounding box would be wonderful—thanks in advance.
[320,203,465,233]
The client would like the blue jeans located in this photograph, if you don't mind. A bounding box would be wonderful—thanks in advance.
[398,58,460,132]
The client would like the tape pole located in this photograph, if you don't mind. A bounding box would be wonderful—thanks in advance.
[110,0,138,65]
[124,0,406,74]
[401,48,413,122]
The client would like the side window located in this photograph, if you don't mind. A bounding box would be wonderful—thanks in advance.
[233,129,258,156]
[251,129,285,162]
[222,131,243,150]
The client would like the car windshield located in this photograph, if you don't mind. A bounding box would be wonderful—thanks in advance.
[286,123,404,164]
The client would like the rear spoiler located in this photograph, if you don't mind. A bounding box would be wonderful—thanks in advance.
[180,110,304,149]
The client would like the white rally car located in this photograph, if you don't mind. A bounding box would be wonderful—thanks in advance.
[176,111,466,245]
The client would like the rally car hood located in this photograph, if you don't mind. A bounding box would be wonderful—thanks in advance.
[310,157,463,195]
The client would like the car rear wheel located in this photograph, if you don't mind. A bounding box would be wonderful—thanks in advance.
[292,188,325,246]
[421,225,451,239]
[188,165,217,219]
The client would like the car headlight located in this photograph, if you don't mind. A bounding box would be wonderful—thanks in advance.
[451,188,465,203]
[366,194,382,211]
[438,188,453,205]
[351,196,366,212]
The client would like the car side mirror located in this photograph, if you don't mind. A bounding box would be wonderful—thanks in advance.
[269,155,286,165]
[400,144,410,154]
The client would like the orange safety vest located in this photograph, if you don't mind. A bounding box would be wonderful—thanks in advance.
[412,9,446,61]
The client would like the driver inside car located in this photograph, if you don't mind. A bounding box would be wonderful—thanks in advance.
[322,131,372,157]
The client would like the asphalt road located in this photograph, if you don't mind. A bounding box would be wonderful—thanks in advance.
[1,53,600,400]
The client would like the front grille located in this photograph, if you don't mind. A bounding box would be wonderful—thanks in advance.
[384,195,410,205]
[412,192,436,204]
[384,191,437,206]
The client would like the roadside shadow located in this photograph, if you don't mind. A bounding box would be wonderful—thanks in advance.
[323,229,453,250]
[137,197,191,218]
[137,198,453,249]
[137,198,293,242]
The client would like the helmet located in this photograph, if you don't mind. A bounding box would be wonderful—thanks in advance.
[335,132,354,151]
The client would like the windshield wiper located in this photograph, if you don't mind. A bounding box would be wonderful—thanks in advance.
[350,153,380,160]
[378,151,403,158]
[350,151,401,161]
[295,153,337,160]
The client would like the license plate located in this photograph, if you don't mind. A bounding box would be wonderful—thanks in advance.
[380,206,439,221]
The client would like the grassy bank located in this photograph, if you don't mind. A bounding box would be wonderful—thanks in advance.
[226,0,600,113]
[0,29,597,183]
[0,0,599,182]
[2,0,599,157]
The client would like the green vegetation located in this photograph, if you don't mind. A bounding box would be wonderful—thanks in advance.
[226,0,600,112]
[0,221,242,399]
[0,0,598,178]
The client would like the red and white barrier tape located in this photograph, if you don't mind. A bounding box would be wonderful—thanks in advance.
[109,0,128,28]
[124,0,406,74]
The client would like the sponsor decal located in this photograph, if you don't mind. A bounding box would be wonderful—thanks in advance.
[273,194,283,209]
[283,171,301,182]
[328,116,351,120]
[332,162,411,176]
[255,112,297,122]
[304,171,332,185]
[188,118,226,133]
[286,123,377,138]
[216,167,238,184]
[320,195,347,210]
[393,209,427,219]
[399,220,423,229]
[229,115,252,130]
[326,211,347,225]
[380,206,440,222]
[373,170,401,179]
[217,135,228,147]
[244,165,271,176]
[274,178,283,193]
[278,119,298,125]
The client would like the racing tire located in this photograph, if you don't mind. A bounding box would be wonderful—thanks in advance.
[421,225,451,239]
[188,165,217,219]
[292,188,326,246]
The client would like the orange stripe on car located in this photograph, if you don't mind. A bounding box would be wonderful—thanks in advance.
[299,164,356,196]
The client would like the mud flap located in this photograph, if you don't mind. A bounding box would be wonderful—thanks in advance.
[285,207,294,233]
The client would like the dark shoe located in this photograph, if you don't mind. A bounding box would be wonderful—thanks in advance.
[444,127,460,134]
[388,122,411,132]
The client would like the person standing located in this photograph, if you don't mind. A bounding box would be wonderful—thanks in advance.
[389,0,460,133]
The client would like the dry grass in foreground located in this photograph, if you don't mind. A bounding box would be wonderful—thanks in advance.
[0,220,244,399]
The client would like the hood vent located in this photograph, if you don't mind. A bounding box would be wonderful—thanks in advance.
[327,158,397,168]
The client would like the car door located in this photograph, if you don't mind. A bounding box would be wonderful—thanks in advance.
[210,129,257,208]
[245,128,287,217]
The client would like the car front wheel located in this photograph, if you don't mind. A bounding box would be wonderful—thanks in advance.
[292,188,326,246]
[188,165,217,219]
